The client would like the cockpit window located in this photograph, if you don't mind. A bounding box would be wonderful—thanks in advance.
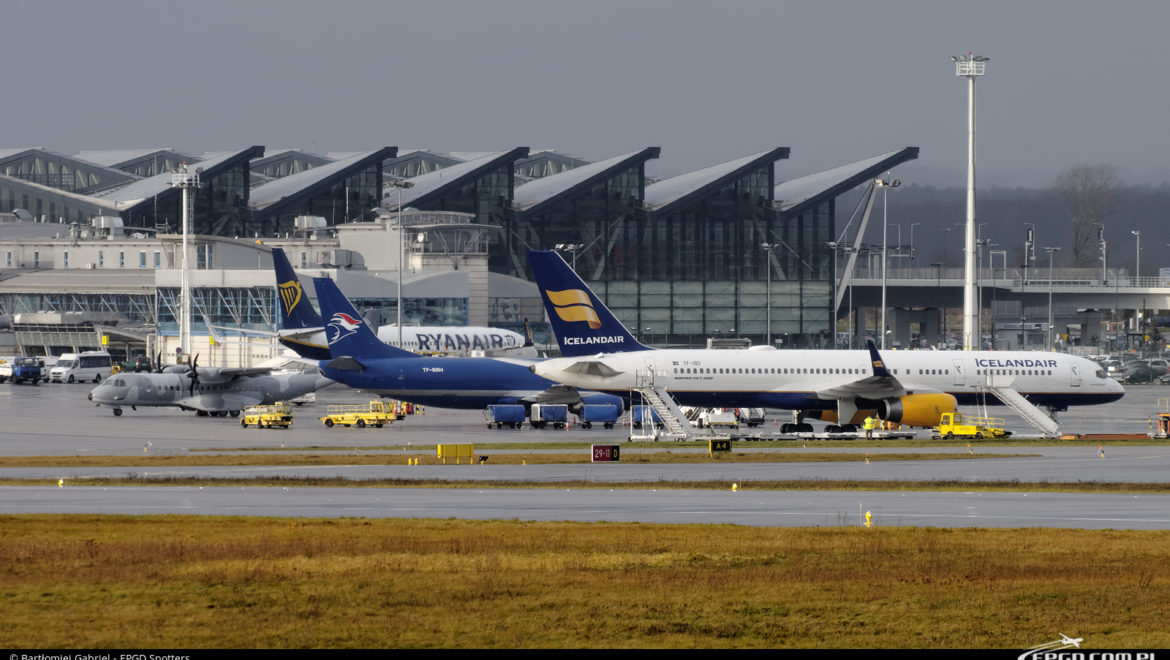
[1096,370,1106,379]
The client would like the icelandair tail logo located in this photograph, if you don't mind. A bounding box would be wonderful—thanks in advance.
[545,289,602,330]
[326,312,363,345]
[278,280,303,313]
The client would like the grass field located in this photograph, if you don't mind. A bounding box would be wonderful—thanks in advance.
[2,516,1166,648]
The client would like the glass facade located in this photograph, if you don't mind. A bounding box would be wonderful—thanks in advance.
[335,297,468,327]
[122,157,255,237]
[0,176,111,223]
[503,164,647,280]
[410,161,518,243]
[251,151,332,179]
[503,155,834,349]
[252,162,386,237]
[0,151,133,194]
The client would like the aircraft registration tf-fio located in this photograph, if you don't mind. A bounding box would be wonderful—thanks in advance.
[527,250,1124,431]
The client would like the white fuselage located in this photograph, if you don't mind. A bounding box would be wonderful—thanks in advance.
[280,325,534,357]
[533,347,1123,410]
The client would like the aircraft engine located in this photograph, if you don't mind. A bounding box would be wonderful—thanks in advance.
[876,393,957,427]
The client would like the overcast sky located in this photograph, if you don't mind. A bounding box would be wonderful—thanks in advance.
[5,0,1169,189]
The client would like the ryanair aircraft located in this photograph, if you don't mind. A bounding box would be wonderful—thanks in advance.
[527,250,1124,430]
[272,248,534,359]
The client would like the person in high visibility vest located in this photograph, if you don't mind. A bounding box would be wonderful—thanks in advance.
[863,415,875,440]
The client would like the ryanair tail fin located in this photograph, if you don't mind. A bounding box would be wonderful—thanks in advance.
[272,248,323,330]
[312,277,419,360]
[527,250,650,357]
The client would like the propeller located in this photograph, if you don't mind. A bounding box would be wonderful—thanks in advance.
[186,354,200,396]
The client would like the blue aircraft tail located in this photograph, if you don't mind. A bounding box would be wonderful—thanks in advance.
[272,248,323,330]
[312,277,419,360]
[527,250,650,357]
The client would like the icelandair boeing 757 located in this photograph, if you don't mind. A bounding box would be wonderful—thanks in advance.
[271,248,534,360]
[527,250,1123,431]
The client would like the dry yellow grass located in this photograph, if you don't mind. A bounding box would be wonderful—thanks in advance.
[1,515,1167,648]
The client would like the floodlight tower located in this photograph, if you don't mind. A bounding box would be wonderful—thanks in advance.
[171,163,200,362]
[951,52,988,350]
[387,179,415,347]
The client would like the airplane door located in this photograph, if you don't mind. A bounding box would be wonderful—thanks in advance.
[951,359,967,387]
[1070,363,1082,387]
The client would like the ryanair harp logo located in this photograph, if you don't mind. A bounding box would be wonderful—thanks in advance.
[278,280,303,313]
[545,289,601,329]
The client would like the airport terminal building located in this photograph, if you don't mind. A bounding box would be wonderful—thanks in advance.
[0,145,918,362]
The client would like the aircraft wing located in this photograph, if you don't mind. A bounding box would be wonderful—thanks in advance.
[519,384,586,405]
[549,358,625,379]
[178,391,264,412]
[194,367,273,385]
[815,340,909,401]
[815,374,907,401]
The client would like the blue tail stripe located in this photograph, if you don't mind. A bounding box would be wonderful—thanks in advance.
[312,277,419,359]
[528,250,650,357]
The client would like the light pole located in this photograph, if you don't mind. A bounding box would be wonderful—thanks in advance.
[910,222,920,267]
[827,241,839,344]
[1044,247,1060,350]
[951,52,988,350]
[930,263,943,348]
[874,176,900,349]
[1131,229,1141,286]
[387,179,415,347]
[1023,224,1035,286]
[171,163,200,363]
[761,242,775,347]
[555,243,584,272]
[1095,224,1107,284]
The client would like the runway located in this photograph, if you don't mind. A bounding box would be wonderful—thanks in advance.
[2,378,1168,528]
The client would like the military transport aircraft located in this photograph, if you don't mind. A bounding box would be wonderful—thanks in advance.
[88,359,333,417]
[526,250,1124,432]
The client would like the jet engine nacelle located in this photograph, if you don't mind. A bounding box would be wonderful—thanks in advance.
[876,393,957,427]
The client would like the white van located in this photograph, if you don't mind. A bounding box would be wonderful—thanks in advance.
[49,351,112,383]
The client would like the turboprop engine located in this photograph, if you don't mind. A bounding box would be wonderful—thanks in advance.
[875,393,957,427]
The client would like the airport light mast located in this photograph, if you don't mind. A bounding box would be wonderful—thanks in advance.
[171,163,200,363]
[951,52,988,350]
[387,179,415,347]
[874,176,900,349]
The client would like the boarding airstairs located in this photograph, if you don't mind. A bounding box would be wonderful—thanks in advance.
[982,375,1061,437]
[633,369,704,440]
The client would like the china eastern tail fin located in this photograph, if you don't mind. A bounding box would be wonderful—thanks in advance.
[273,248,323,330]
[528,250,650,357]
[312,277,419,360]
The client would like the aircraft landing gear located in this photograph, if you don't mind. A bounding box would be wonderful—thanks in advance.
[112,408,122,417]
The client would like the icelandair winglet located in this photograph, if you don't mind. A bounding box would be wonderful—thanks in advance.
[527,250,1124,432]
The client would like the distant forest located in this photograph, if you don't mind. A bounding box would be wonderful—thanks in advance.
[843,182,1170,274]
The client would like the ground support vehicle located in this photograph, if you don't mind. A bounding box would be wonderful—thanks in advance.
[578,403,620,429]
[739,407,767,427]
[932,412,1011,439]
[241,403,294,429]
[319,401,397,428]
[3,357,43,384]
[629,405,664,429]
[697,408,738,429]
[529,403,568,429]
[485,404,526,429]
